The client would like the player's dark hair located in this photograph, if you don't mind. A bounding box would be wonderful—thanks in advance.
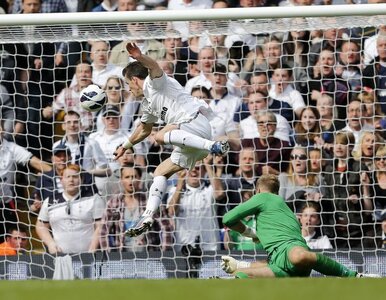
[257,174,280,195]
[122,61,149,80]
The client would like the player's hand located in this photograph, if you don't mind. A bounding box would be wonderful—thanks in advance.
[113,144,126,160]
[47,242,62,255]
[221,256,238,274]
[126,42,142,59]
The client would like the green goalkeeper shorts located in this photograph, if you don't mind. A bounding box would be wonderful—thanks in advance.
[267,241,312,278]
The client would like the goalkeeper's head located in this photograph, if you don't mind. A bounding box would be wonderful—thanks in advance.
[256,174,280,195]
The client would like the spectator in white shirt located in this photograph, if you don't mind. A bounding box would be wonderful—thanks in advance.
[269,65,306,118]
[299,202,333,250]
[36,164,104,254]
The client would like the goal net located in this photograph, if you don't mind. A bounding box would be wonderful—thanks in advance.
[0,4,386,279]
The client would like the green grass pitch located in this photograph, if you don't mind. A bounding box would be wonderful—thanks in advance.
[0,278,384,300]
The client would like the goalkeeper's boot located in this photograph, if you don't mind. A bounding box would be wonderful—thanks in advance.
[125,215,153,237]
[210,140,230,156]
[356,273,382,278]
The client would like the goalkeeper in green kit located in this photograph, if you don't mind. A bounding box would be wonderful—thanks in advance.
[221,175,380,278]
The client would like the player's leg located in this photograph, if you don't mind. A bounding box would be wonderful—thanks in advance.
[288,246,357,277]
[125,158,184,237]
[155,115,229,155]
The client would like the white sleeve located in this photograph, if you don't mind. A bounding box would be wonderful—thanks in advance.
[38,198,50,222]
[12,143,33,166]
[53,89,65,113]
[140,111,159,124]
[90,140,109,169]
[149,72,167,91]
[92,194,106,220]
[289,90,306,112]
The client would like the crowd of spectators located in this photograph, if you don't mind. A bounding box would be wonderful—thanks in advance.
[1,0,386,255]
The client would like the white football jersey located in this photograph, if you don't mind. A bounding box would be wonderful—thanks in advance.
[141,73,210,125]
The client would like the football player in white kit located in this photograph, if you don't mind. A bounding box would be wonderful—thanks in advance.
[114,43,229,237]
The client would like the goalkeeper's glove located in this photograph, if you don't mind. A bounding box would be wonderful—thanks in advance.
[221,256,251,274]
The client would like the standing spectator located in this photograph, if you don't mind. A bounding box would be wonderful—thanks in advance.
[167,0,212,41]
[241,111,291,176]
[0,225,28,255]
[268,65,306,118]
[239,91,291,143]
[12,0,67,13]
[99,164,172,252]
[208,63,241,150]
[43,62,94,132]
[352,131,384,172]
[362,34,386,114]
[0,121,51,238]
[294,107,322,148]
[323,132,373,248]
[308,49,350,120]
[36,164,104,254]
[29,143,97,214]
[95,75,132,132]
[184,47,215,93]
[53,110,111,179]
[371,145,386,225]
[279,147,325,213]
[167,156,224,251]
[299,202,333,250]
[336,40,362,91]
[89,104,138,196]
[341,99,375,151]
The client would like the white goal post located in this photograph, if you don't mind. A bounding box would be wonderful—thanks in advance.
[1,4,386,280]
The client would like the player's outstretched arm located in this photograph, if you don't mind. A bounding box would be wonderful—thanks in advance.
[114,122,154,160]
[126,42,163,79]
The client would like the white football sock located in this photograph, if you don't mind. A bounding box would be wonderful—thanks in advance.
[144,176,167,216]
[164,130,213,150]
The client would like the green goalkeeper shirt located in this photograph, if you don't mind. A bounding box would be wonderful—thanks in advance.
[223,192,307,255]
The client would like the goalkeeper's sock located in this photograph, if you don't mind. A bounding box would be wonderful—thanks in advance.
[313,253,357,277]
[164,130,213,151]
[144,176,167,215]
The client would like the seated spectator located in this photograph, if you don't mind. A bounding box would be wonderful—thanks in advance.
[44,62,94,132]
[92,0,118,12]
[0,225,28,255]
[36,164,104,254]
[0,121,51,238]
[299,202,333,250]
[363,25,386,66]
[294,107,322,148]
[268,65,306,118]
[167,156,224,252]
[241,111,291,176]
[99,164,172,252]
[323,132,373,248]
[308,49,350,120]
[279,147,325,213]
[240,91,291,143]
